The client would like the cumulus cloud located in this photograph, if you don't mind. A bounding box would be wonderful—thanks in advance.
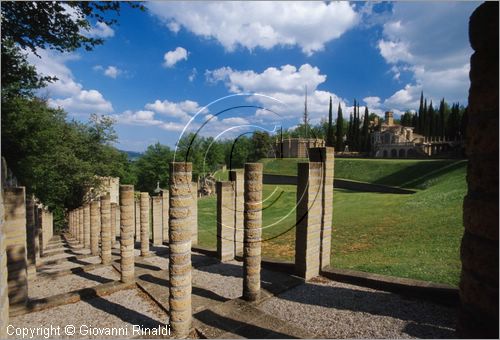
[206,64,348,125]
[377,2,478,110]
[363,96,381,108]
[148,2,359,55]
[163,47,188,68]
[85,22,115,38]
[27,49,113,116]
[104,66,121,79]
[145,99,205,121]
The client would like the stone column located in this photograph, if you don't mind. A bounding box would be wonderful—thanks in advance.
[0,183,9,338]
[25,195,37,279]
[295,162,323,280]
[190,182,198,246]
[120,185,135,283]
[37,207,44,257]
[110,203,117,246]
[78,207,83,246]
[100,194,112,265]
[162,192,169,243]
[152,196,163,246]
[243,163,262,302]
[169,162,193,338]
[458,3,499,338]
[309,147,334,269]
[135,198,140,243]
[84,204,90,248]
[229,170,244,256]
[140,192,150,256]
[90,201,100,256]
[216,181,235,262]
[3,187,28,308]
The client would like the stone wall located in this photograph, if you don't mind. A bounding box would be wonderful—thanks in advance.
[457,2,499,338]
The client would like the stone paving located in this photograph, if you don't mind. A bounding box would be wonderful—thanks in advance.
[7,234,458,339]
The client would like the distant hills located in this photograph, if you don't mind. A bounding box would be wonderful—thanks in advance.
[121,150,143,161]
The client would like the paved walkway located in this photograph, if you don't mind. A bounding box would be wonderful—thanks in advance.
[8,234,457,339]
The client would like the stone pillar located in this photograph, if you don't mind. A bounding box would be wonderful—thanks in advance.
[115,205,121,242]
[37,207,44,257]
[162,192,169,243]
[4,187,28,308]
[100,194,112,265]
[90,201,100,256]
[140,192,150,256]
[84,204,90,248]
[309,147,334,269]
[243,163,262,302]
[0,184,9,338]
[458,3,499,338]
[190,182,198,246]
[135,198,140,243]
[120,185,135,283]
[229,170,244,256]
[110,203,117,246]
[78,207,83,246]
[216,181,235,262]
[169,162,193,338]
[152,196,163,246]
[295,162,323,280]
[25,195,37,279]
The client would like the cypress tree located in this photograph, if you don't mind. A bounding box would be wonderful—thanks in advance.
[326,96,334,147]
[335,103,344,151]
[362,106,370,152]
[438,98,446,139]
[347,113,353,149]
[417,91,424,133]
[423,98,428,137]
[427,101,435,138]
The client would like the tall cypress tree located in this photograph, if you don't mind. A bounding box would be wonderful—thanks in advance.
[417,91,424,133]
[423,98,428,137]
[347,113,353,150]
[438,98,446,139]
[326,96,334,147]
[427,101,435,138]
[362,106,370,152]
[335,103,344,151]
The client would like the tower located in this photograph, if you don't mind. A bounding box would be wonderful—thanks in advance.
[385,111,394,126]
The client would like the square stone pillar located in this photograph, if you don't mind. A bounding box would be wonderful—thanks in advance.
[216,181,235,262]
[3,187,28,308]
[295,162,323,280]
[135,198,140,243]
[190,182,198,246]
[243,163,263,302]
[162,192,169,243]
[119,185,135,283]
[84,204,90,248]
[25,195,37,279]
[229,170,244,256]
[168,162,193,338]
[0,184,9,337]
[309,147,334,269]
[152,196,163,246]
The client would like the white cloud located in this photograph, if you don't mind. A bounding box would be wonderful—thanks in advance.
[221,117,249,125]
[104,66,121,79]
[85,21,115,38]
[206,64,347,125]
[377,2,478,110]
[145,99,204,121]
[27,49,113,116]
[363,96,381,108]
[163,47,188,68]
[188,68,197,82]
[148,2,359,55]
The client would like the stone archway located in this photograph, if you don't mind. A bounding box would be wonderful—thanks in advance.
[398,149,405,158]
[390,149,397,158]
[383,150,388,158]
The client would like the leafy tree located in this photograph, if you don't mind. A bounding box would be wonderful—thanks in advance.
[134,143,173,194]
[250,131,272,162]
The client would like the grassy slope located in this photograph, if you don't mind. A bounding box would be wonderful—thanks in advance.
[261,157,465,188]
[198,159,467,286]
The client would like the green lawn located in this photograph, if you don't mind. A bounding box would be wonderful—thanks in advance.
[197,159,467,286]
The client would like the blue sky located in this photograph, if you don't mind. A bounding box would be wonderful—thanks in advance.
[28,1,480,152]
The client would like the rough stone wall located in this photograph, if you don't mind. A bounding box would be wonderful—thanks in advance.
[4,187,28,308]
[168,162,193,337]
[152,196,163,246]
[229,170,244,256]
[90,201,100,256]
[25,195,37,279]
[0,182,9,337]
[295,162,323,280]
[190,182,198,246]
[100,194,112,265]
[458,2,499,338]
[216,181,235,262]
[162,192,169,243]
[243,163,262,302]
[119,185,135,283]
[140,193,150,256]
[309,147,334,269]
